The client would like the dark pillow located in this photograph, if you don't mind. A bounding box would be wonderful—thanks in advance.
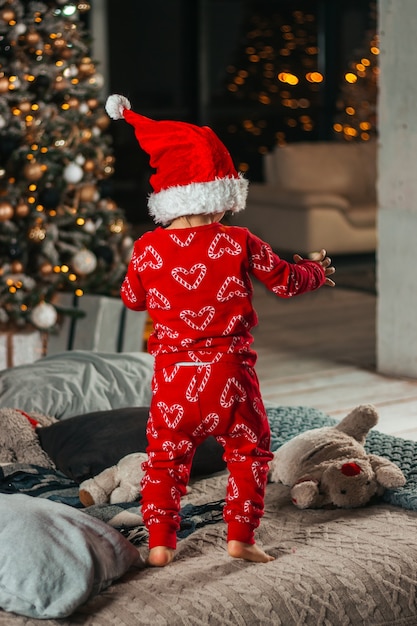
[37,407,226,483]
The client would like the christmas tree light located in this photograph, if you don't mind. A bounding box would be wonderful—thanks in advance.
[0,0,133,331]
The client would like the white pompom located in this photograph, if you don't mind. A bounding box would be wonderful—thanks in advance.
[105,94,131,120]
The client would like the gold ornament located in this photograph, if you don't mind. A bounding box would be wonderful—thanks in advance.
[11,260,23,273]
[81,129,92,142]
[24,162,44,182]
[53,37,66,49]
[19,101,32,114]
[0,77,9,93]
[1,8,15,23]
[83,159,95,173]
[60,48,73,60]
[28,223,46,242]
[54,77,69,91]
[95,115,110,131]
[77,2,91,13]
[109,218,125,234]
[40,262,53,275]
[102,164,114,177]
[79,57,95,75]
[0,201,13,221]
[26,30,41,46]
[67,97,79,109]
[87,98,99,109]
[79,183,97,202]
[15,203,30,218]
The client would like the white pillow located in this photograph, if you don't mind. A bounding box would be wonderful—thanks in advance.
[0,494,141,619]
[0,350,154,419]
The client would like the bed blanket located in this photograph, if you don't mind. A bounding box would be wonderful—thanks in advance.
[0,463,225,543]
[1,405,417,625]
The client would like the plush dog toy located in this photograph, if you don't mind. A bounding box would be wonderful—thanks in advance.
[0,408,56,468]
[79,452,147,506]
[269,404,406,509]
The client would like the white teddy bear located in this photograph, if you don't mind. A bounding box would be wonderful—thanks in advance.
[79,452,147,507]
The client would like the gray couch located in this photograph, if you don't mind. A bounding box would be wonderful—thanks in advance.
[236,140,377,256]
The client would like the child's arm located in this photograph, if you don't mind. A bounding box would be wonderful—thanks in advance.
[294,249,335,287]
[120,271,147,310]
[120,243,147,311]
[247,232,335,297]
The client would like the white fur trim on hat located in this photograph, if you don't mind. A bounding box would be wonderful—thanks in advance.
[148,175,249,225]
[105,94,132,120]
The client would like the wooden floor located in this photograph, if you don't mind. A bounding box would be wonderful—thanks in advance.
[252,282,417,441]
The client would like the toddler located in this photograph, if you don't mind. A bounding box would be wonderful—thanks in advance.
[106,94,335,567]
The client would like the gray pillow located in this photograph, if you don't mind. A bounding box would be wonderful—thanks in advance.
[0,350,154,419]
[0,493,141,619]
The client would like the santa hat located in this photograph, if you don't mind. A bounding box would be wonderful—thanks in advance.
[105,94,248,225]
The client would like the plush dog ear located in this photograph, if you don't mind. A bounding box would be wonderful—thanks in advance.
[290,479,319,509]
[335,404,378,444]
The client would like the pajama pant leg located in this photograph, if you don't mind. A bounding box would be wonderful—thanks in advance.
[141,360,273,550]
[212,362,273,545]
[141,364,200,550]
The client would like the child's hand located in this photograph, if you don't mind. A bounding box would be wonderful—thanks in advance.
[293,249,336,287]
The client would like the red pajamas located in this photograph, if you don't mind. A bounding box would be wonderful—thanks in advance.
[120,222,326,550]
[141,358,273,549]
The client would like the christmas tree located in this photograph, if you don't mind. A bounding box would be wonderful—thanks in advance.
[0,0,132,333]
[213,2,321,180]
[333,5,378,142]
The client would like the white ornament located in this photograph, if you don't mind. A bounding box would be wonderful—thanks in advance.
[88,73,104,89]
[0,116,6,130]
[72,249,97,275]
[79,103,89,115]
[75,154,86,165]
[121,236,134,263]
[63,65,78,78]
[63,162,83,184]
[83,219,96,234]
[121,235,134,251]
[30,302,58,330]
[13,23,27,36]
[0,307,9,324]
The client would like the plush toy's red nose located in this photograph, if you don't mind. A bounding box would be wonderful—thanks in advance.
[341,462,362,476]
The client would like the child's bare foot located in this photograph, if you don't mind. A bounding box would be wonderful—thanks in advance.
[228,540,275,563]
[147,546,175,567]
